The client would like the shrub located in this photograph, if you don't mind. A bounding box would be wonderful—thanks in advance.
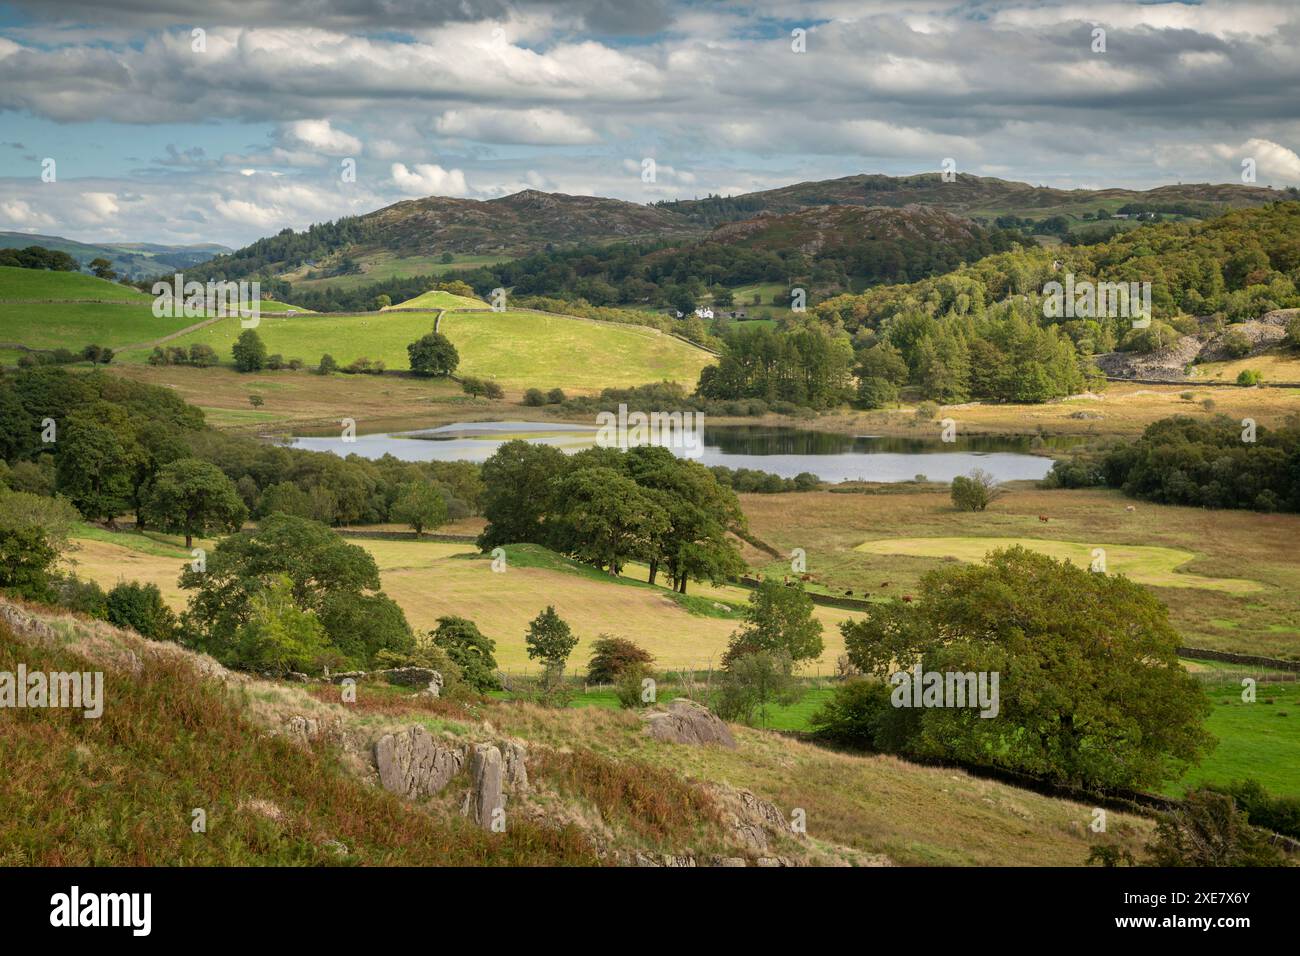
[711,650,800,726]
[1236,369,1261,386]
[615,664,655,709]
[1205,778,1300,839]
[546,388,566,404]
[51,573,108,619]
[951,468,1000,511]
[586,635,654,684]
[523,388,546,407]
[317,354,338,374]
[1221,327,1252,359]
[915,401,939,421]
[105,581,178,641]
[1146,789,1288,866]
[430,615,500,692]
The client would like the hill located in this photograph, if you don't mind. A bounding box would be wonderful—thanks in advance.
[385,288,485,310]
[0,231,230,281]
[661,172,1287,225]
[708,203,993,255]
[0,596,1155,866]
[116,307,715,391]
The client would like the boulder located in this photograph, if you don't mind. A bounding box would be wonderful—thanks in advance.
[373,726,465,799]
[461,744,504,829]
[641,698,736,748]
[376,667,443,696]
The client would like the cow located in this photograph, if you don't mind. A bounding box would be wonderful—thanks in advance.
[880,582,891,588]
[1125,505,1136,512]
[800,573,812,582]
[1038,515,1050,523]
[902,595,914,603]
[844,589,854,597]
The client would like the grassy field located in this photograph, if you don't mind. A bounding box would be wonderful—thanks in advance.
[0,301,195,351]
[855,536,1263,593]
[105,363,478,430]
[791,382,1300,438]
[0,265,151,301]
[63,533,859,672]
[742,486,1300,661]
[384,289,484,310]
[112,308,713,391]
[1168,679,1300,797]
[1191,348,1300,384]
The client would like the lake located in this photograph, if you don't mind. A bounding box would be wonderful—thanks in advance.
[287,420,1068,483]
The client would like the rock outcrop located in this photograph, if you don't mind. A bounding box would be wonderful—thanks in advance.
[461,744,505,829]
[373,727,465,799]
[641,698,737,748]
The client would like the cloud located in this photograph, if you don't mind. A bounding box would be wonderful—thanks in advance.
[281,119,363,156]
[434,107,600,145]
[390,162,471,196]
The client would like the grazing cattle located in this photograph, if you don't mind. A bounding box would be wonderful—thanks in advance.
[880,582,891,588]
[1038,515,1050,523]
[800,573,812,582]
[844,589,854,597]
[1125,505,1136,512]
[902,595,914,603]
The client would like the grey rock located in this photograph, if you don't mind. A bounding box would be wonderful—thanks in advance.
[641,698,736,748]
[502,741,529,793]
[373,726,465,798]
[461,744,504,829]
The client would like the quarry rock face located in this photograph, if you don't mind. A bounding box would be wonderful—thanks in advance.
[642,698,737,748]
[373,726,465,799]
[461,744,505,829]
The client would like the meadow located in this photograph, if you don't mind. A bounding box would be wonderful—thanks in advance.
[740,486,1300,660]
[111,308,713,391]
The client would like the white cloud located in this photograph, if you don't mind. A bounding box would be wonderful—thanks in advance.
[281,118,362,156]
[434,107,600,145]
[390,162,470,196]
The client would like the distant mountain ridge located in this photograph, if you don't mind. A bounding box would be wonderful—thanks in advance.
[190,172,1290,282]
[0,231,230,280]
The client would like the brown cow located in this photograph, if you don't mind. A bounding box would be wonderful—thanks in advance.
[902,595,914,603]
[1038,515,1050,522]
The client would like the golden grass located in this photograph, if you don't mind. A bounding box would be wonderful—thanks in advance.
[742,486,1300,659]
[855,536,1264,593]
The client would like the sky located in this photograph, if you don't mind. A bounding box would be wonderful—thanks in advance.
[0,0,1298,248]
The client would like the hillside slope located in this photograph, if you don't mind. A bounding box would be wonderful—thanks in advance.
[0,598,1154,866]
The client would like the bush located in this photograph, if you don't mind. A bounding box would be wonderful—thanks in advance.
[1146,789,1288,866]
[106,581,178,641]
[1236,369,1262,386]
[1205,778,1300,840]
[810,677,914,750]
[711,650,800,726]
[522,388,546,407]
[586,635,654,684]
[951,468,1000,511]
[431,615,501,692]
[915,401,939,421]
[232,575,330,676]
[51,573,108,619]
[1221,327,1253,359]
[615,664,655,709]
[317,354,338,374]
[546,388,566,404]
